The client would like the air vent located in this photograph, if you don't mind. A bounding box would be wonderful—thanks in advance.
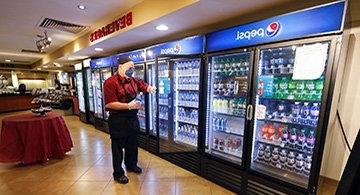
[21,49,45,54]
[38,17,87,34]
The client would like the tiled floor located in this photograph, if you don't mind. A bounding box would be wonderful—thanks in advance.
[0,111,235,195]
[0,111,338,195]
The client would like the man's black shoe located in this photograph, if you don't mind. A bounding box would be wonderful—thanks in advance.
[114,175,129,184]
[127,166,142,173]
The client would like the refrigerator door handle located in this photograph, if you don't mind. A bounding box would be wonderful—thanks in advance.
[246,104,253,120]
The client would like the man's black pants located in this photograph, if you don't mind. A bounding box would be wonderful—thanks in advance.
[108,113,139,178]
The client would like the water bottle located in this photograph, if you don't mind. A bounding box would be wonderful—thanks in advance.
[286,151,296,171]
[291,102,301,123]
[264,146,272,163]
[258,144,265,161]
[297,129,306,150]
[295,154,304,173]
[306,131,315,152]
[279,149,288,167]
[303,155,312,176]
[300,102,310,125]
[271,147,280,166]
[310,103,320,121]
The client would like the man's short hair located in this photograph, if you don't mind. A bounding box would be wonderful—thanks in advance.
[117,57,132,65]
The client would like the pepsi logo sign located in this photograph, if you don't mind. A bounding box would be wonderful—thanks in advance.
[236,22,281,40]
[266,22,280,37]
[161,44,182,54]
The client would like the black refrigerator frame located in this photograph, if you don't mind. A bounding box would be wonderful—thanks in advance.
[85,67,96,125]
[245,35,342,194]
[155,54,206,175]
[201,48,256,193]
[78,66,91,124]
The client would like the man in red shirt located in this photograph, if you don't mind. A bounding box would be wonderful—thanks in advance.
[103,57,156,184]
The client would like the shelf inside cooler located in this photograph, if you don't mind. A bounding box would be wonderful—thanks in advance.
[259,96,321,103]
[178,119,198,126]
[159,116,168,120]
[211,147,242,161]
[178,74,199,77]
[251,160,308,187]
[177,86,199,91]
[214,74,248,80]
[213,94,247,99]
[178,103,198,109]
[212,110,245,118]
[257,118,317,128]
[213,130,243,137]
[257,138,313,156]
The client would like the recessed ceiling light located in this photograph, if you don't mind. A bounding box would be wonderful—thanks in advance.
[37,68,41,70]
[43,65,48,68]
[94,47,103,51]
[68,57,75,60]
[156,24,169,31]
[77,5,86,10]
[5,59,11,62]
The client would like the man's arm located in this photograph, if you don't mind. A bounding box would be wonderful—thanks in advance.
[134,78,156,93]
[105,100,141,110]
[103,80,130,110]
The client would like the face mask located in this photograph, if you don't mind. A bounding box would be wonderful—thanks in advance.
[125,68,134,77]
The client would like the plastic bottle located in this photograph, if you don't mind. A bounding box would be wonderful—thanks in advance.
[295,154,304,173]
[291,102,301,123]
[303,155,312,176]
[258,144,265,161]
[289,128,297,148]
[306,131,315,152]
[310,103,320,121]
[286,151,296,171]
[297,129,306,150]
[271,147,280,166]
[264,146,272,163]
[279,149,288,167]
[300,102,310,125]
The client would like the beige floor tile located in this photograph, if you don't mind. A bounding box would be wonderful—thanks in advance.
[148,156,176,168]
[176,177,211,195]
[144,166,176,181]
[66,154,104,166]
[94,155,113,167]
[126,169,148,183]
[45,166,90,181]
[140,181,176,195]
[30,181,75,195]
[210,183,237,195]
[175,167,197,179]
[65,181,108,195]
[0,181,43,195]
[79,166,113,181]
[102,180,142,195]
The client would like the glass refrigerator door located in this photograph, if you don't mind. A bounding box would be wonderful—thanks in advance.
[157,58,201,153]
[76,72,85,112]
[205,52,251,165]
[250,41,330,188]
[147,62,157,136]
[101,68,113,120]
[94,70,103,119]
[87,69,94,112]
[133,63,146,132]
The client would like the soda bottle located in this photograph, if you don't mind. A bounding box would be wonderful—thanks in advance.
[289,128,297,148]
[273,77,281,99]
[306,131,315,152]
[291,102,301,124]
[264,145,272,163]
[305,80,316,101]
[288,79,297,99]
[286,151,296,171]
[277,125,285,140]
[281,125,289,144]
[297,129,306,150]
[213,137,219,149]
[262,123,268,139]
[258,144,265,161]
[295,154,304,174]
[303,155,312,176]
[279,149,288,168]
[279,77,289,99]
[310,103,320,122]
[271,147,280,166]
[268,124,276,140]
[277,101,286,120]
[295,80,305,100]
[300,102,310,125]
[258,80,264,96]
[315,76,324,101]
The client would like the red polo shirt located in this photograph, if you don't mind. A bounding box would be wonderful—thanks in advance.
[103,73,148,110]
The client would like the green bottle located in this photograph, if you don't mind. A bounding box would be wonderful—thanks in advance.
[279,77,289,99]
[288,79,297,100]
[315,76,324,101]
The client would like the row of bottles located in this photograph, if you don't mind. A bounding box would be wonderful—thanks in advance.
[261,48,296,75]
[158,63,169,77]
[213,57,250,77]
[264,100,320,126]
[159,106,169,119]
[176,124,198,146]
[139,117,146,129]
[213,79,246,96]
[159,120,168,138]
[176,60,200,76]
[178,107,198,125]
[213,136,242,156]
[258,76,324,101]
[213,98,246,116]
[159,94,169,105]
[178,92,199,107]
[178,77,199,90]
[257,144,312,176]
[260,123,315,152]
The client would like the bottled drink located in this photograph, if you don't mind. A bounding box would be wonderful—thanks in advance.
[315,76,324,100]
[303,155,312,176]
[306,131,315,152]
[258,144,265,161]
[310,103,320,121]
[268,124,276,140]
[261,123,268,139]
[295,80,305,100]
[281,125,289,143]
[288,80,297,99]
[277,101,286,119]
[291,102,301,122]
[271,147,280,166]
[295,154,304,173]
[264,146,272,163]
[286,151,296,171]
[289,128,297,148]
[305,80,316,100]
[279,149,287,168]
[278,77,289,99]
[297,129,306,150]
[300,102,310,125]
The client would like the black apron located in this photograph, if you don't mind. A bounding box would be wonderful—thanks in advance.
[108,76,140,139]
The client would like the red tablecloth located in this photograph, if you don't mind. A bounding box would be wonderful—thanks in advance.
[0,112,73,164]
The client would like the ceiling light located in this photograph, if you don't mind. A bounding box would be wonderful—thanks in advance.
[78,5,86,10]
[37,68,41,70]
[43,65,48,68]
[68,57,75,60]
[156,24,169,31]
[94,47,103,51]
[5,59,11,62]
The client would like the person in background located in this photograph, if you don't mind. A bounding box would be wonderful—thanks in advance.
[103,57,156,184]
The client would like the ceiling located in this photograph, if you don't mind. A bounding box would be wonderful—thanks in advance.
[0,0,143,65]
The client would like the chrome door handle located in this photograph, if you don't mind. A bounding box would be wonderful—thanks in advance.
[246,104,253,120]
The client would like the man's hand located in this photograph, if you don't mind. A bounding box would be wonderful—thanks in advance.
[128,99,141,110]
[147,86,157,93]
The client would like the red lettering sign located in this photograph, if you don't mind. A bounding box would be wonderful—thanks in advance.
[90,11,133,42]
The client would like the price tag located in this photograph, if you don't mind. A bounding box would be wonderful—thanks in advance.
[255,104,266,119]
[292,43,328,80]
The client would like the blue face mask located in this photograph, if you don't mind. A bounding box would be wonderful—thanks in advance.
[125,68,134,77]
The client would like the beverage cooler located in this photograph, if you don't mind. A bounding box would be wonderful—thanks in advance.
[147,35,205,173]
[90,56,113,133]
[112,50,148,149]
[75,70,86,122]
[86,67,95,124]
[202,1,346,194]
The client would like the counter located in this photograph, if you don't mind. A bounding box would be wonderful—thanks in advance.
[0,94,33,113]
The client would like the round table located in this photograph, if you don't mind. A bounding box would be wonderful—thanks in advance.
[0,112,73,164]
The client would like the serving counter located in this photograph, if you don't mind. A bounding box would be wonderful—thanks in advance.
[0,93,33,113]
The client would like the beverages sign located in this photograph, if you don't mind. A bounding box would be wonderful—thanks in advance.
[90,12,133,42]
[206,1,345,52]
[146,35,204,60]
[112,49,146,65]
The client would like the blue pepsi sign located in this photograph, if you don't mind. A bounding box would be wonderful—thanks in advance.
[90,56,113,69]
[206,1,345,52]
[146,35,204,60]
[112,49,146,65]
